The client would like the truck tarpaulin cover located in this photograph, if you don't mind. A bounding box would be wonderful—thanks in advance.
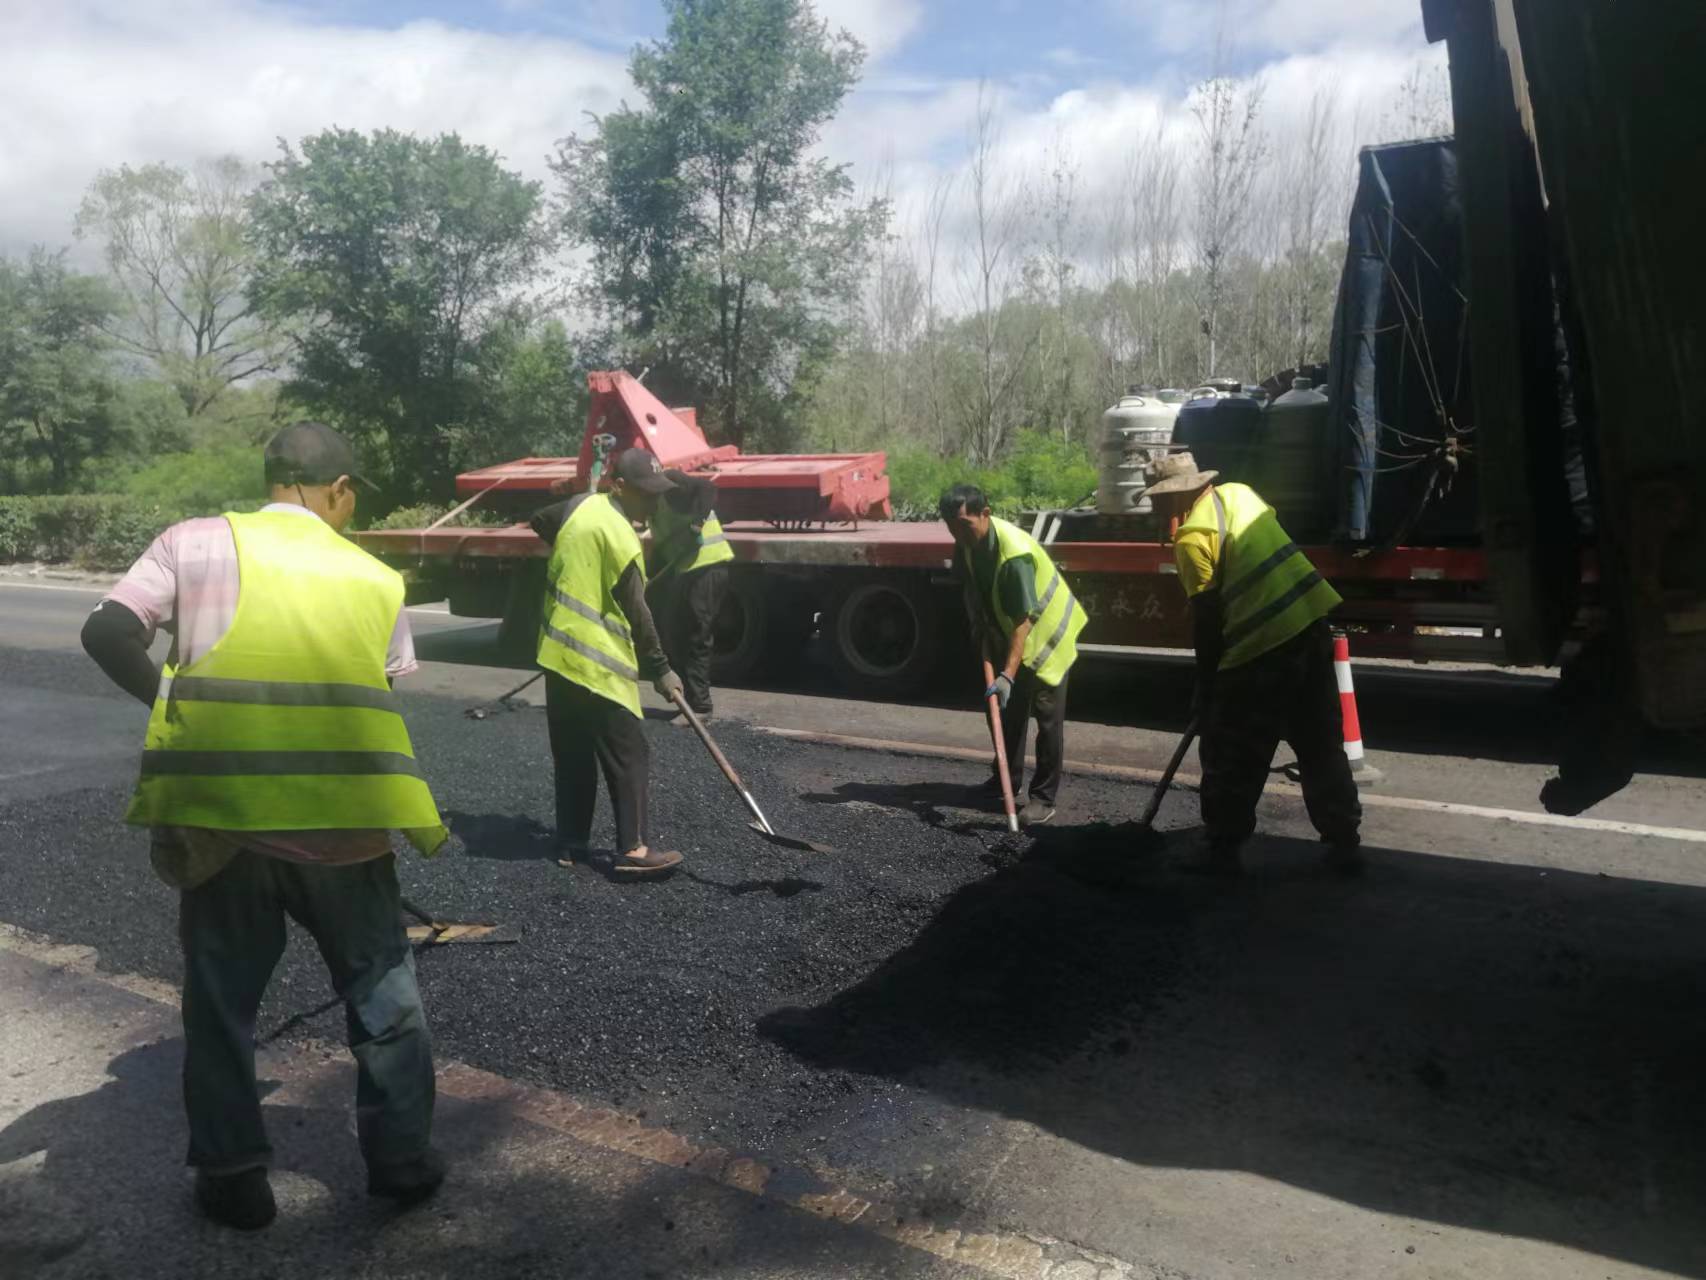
[1328,137,1478,544]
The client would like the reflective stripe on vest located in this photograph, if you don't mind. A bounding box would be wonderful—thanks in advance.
[537,493,646,717]
[652,503,736,579]
[1180,483,1342,669]
[124,511,447,854]
[961,517,1086,688]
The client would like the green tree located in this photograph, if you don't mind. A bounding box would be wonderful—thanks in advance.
[247,129,553,498]
[554,0,885,449]
[75,157,285,417]
[0,250,121,492]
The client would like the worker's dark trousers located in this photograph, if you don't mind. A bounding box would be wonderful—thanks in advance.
[649,565,727,715]
[179,851,434,1174]
[1199,619,1362,848]
[545,670,649,852]
[993,667,1069,807]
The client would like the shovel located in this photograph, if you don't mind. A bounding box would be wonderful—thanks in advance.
[1134,714,1200,843]
[259,895,516,1045]
[981,658,1021,835]
[669,689,833,853]
[399,894,521,946]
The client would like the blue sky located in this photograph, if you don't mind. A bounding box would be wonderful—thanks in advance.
[1,0,1440,259]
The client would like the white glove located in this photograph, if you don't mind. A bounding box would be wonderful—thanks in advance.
[985,673,1013,710]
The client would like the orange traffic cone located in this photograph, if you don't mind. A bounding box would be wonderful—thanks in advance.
[1333,630,1383,786]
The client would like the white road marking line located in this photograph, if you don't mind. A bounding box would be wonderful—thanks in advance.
[752,725,1706,846]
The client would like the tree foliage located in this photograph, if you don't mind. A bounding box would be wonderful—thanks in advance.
[75,157,284,416]
[247,128,555,497]
[555,0,885,449]
[0,250,121,492]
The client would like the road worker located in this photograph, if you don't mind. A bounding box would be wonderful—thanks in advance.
[530,448,685,877]
[79,421,449,1230]
[1143,452,1363,875]
[940,483,1087,827]
[647,469,735,719]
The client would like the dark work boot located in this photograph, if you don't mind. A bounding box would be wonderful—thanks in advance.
[194,1167,276,1230]
[1323,834,1365,877]
[368,1148,447,1206]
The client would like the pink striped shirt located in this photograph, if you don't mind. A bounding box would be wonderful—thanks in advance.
[106,503,418,869]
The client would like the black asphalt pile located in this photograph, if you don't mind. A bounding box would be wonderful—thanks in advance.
[0,652,1201,1164]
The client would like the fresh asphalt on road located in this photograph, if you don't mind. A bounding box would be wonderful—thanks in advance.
[4,580,1706,1279]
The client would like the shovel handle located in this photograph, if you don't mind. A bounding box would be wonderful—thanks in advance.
[981,658,1021,834]
[1138,714,1201,829]
[672,690,776,836]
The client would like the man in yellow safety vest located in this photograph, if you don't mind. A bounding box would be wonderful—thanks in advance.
[1144,452,1363,875]
[80,421,449,1231]
[941,483,1087,826]
[648,469,736,718]
[530,448,686,877]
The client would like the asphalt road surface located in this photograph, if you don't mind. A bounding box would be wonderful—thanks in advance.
[4,578,1706,1279]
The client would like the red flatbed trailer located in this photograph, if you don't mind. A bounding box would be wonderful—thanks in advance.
[359,510,1512,698]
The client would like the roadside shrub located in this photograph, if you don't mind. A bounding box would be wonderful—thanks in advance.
[886,431,1099,522]
[0,495,257,570]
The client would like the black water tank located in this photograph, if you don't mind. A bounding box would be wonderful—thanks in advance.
[1173,393,1264,485]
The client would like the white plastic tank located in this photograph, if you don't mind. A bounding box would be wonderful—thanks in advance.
[1098,386,1181,515]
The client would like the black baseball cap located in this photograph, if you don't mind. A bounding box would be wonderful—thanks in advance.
[263,421,377,491]
[613,448,676,495]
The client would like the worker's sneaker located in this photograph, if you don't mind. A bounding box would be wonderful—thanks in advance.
[368,1148,447,1206]
[1019,799,1056,827]
[1178,837,1243,878]
[613,847,684,878]
[194,1167,276,1230]
[1323,835,1365,876]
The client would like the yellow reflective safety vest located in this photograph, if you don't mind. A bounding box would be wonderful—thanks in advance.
[537,493,646,717]
[125,511,447,855]
[960,517,1086,687]
[1177,483,1342,670]
[651,501,735,580]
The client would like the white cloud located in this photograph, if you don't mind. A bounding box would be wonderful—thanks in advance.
[812,0,924,62]
[0,0,1441,296]
[0,0,631,258]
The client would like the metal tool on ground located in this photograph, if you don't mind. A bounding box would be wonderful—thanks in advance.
[260,896,518,1044]
[464,671,543,720]
[1135,713,1200,843]
[669,689,833,853]
[399,894,521,946]
[981,657,1021,835]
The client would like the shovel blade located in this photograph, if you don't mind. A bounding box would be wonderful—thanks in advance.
[406,922,521,946]
[746,821,833,855]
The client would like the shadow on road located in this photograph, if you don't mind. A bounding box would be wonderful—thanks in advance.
[443,811,557,862]
[414,623,1704,781]
[759,831,1706,1277]
[0,1038,944,1279]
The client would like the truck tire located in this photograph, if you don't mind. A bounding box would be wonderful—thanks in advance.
[710,568,771,685]
[825,574,945,699]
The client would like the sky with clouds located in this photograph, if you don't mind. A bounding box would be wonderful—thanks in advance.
[0,0,1445,265]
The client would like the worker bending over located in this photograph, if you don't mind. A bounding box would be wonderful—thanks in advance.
[531,448,685,877]
[81,422,450,1230]
[1143,453,1362,875]
[940,483,1087,826]
[648,469,734,718]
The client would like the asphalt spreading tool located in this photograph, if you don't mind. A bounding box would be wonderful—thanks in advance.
[259,895,518,1044]
[669,690,833,853]
[464,671,543,720]
[1134,713,1200,847]
[981,658,1022,835]
[399,894,520,946]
